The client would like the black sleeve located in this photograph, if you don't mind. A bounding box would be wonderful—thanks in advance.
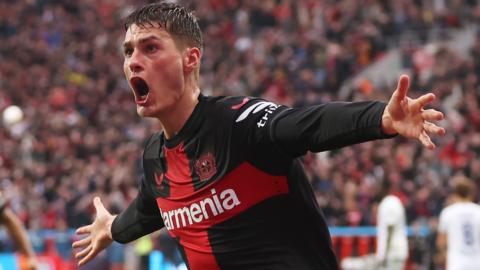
[270,101,395,157]
[111,178,164,244]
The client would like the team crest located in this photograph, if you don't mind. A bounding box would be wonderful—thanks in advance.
[195,152,217,181]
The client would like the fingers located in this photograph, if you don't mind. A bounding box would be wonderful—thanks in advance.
[75,244,92,260]
[422,109,445,139]
[75,224,93,235]
[423,121,446,136]
[420,120,445,149]
[422,109,444,121]
[419,130,435,149]
[72,236,91,249]
[93,196,107,214]
[394,74,410,101]
[412,93,436,112]
[78,246,99,266]
[73,235,94,266]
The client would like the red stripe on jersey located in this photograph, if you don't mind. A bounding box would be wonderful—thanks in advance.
[156,162,289,269]
[164,143,195,198]
[230,97,249,109]
[179,230,221,270]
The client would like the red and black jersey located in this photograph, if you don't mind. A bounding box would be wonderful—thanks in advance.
[112,94,393,270]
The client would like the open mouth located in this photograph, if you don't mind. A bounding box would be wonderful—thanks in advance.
[130,77,150,105]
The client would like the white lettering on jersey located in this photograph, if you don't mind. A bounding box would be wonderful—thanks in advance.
[235,101,279,128]
[159,188,241,230]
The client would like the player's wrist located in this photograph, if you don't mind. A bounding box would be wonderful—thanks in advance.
[107,214,117,240]
[381,110,397,135]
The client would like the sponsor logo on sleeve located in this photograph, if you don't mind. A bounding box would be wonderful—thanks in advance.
[235,101,279,128]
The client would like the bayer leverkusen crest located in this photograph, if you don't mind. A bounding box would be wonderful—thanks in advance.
[195,152,217,181]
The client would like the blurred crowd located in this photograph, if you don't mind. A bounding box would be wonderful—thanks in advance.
[1,0,480,268]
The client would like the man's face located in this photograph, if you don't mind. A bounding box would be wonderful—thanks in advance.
[123,24,186,117]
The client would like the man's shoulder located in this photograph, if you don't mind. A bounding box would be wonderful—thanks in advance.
[203,95,269,123]
[440,203,456,212]
[205,95,284,126]
[467,202,480,216]
[380,195,403,208]
[204,95,256,111]
[143,132,163,159]
[440,202,472,219]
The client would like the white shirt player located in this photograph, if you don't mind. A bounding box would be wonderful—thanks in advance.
[376,195,408,262]
[438,202,480,270]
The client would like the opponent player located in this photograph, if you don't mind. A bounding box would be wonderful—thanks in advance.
[437,177,480,270]
[376,181,408,270]
[73,2,445,269]
[0,195,38,270]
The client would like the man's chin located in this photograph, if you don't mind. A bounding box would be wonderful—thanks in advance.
[136,106,149,117]
[137,106,161,118]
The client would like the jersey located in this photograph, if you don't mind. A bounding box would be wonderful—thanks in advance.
[438,202,480,270]
[376,195,408,262]
[111,94,392,270]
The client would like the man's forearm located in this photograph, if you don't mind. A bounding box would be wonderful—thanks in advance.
[436,233,447,266]
[272,101,395,157]
[111,196,164,244]
[2,209,36,258]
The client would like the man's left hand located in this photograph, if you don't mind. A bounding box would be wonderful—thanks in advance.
[382,74,445,149]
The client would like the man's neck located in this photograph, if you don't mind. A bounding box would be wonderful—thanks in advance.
[453,196,472,203]
[160,87,200,139]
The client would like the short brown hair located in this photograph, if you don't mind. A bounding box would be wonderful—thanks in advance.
[453,176,476,199]
[124,2,203,52]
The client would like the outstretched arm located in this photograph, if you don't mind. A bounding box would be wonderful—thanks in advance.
[267,74,445,157]
[0,208,38,270]
[381,74,445,148]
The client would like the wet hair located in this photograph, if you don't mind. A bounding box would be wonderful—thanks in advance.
[124,2,203,52]
[453,176,476,200]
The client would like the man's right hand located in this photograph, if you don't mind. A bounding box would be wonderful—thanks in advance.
[72,196,116,266]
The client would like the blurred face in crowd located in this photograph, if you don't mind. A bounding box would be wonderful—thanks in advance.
[123,24,194,118]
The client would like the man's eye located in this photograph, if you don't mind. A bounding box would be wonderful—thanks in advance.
[124,48,133,57]
[146,45,157,53]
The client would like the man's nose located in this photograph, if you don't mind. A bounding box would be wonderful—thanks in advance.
[128,52,144,73]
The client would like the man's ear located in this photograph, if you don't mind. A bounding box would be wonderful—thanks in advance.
[183,47,201,73]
